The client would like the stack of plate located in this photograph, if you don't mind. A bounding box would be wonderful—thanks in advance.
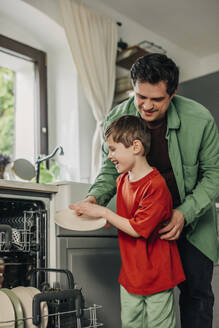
[26,287,48,328]
[12,287,48,328]
[0,290,16,328]
[0,287,48,328]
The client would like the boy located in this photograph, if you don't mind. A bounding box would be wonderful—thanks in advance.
[70,115,185,328]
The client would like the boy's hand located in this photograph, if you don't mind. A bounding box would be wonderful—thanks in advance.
[69,196,97,216]
[70,202,106,219]
[158,209,185,240]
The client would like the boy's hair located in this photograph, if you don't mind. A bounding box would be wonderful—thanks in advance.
[104,115,151,156]
[130,53,179,96]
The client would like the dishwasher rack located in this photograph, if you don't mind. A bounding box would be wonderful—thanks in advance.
[0,201,47,289]
[0,300,103,328]
[32,290,103,328]
[0,270,104,327]
[0,268,104,328]
[0,209,46,253]
[28,268,104,328]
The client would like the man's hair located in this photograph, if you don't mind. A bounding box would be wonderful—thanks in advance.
[130,53,179,96]
[104,115,151,156]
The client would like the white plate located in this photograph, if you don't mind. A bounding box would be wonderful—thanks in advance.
[0,290,15,328]
[1,288,24,328]
[26,287,48,328]
[12,287,37,328]
[55,209,106,231]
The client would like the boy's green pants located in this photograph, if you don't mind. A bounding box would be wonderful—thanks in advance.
[120,286,176,328]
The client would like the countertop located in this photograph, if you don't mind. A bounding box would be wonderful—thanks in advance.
[0,179,218,208]
[0,179,58,193]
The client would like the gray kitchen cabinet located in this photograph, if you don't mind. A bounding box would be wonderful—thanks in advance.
[57,236,122,328]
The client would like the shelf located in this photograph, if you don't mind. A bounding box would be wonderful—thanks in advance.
[113,89,134,106]
[116,46,150,70]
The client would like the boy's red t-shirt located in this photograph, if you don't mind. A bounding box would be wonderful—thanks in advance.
[116,168,185,295]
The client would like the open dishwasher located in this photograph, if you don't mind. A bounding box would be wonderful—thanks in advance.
[0,197,103,327]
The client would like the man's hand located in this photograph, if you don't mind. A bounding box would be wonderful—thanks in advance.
[69,196,97,215]
[159,209,185,240]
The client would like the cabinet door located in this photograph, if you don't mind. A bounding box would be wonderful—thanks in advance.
[57,236,121,328]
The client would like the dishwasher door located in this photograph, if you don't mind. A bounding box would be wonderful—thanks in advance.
[57,236,121,328]
[55,182,121,327]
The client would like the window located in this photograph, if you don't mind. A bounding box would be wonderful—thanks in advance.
[0,34,48,161]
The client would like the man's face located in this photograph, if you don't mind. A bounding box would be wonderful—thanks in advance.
[133,81,176,123]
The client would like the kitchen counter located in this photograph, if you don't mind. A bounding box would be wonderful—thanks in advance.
[0,179,58,194]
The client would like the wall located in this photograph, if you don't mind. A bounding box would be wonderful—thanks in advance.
[200,53,219,78]
[179,70,219,128]
[82,0,219,83]
[24,0,204,81]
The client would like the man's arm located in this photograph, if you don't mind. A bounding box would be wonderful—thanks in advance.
[177,119,219,222]
[87,141,118,206]
[160,117,219,240]
[87,97,137,206]
[159,209,185,240]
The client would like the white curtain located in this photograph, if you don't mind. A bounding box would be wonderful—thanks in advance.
[59,0,118,181]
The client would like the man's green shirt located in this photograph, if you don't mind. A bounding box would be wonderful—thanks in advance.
[88,95,219,262]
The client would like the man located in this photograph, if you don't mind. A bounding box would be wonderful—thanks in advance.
[73,53,219,328]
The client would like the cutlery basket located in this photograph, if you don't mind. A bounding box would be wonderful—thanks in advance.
[30,268,103,328]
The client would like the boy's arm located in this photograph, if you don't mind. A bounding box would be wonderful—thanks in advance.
[70,202,140,238]
[70,180,172,239]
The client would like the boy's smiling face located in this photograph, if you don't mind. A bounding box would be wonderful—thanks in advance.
[106,135,135,174]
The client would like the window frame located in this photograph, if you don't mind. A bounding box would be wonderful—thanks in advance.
[0,34,48,156]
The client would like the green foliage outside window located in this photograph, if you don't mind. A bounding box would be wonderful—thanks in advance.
[0,67,15,158]
[0,67,61,183]
[31,158,61,184]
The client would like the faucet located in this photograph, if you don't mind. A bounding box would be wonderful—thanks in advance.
[35,146,64,183]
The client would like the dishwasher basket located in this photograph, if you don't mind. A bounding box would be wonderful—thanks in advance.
[0,299,103,328]
[0,268,103,327]
[0,210,45,253]
[32,289,103,328]
[30,268,103,328]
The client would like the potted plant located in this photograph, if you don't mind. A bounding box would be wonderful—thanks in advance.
[0,154,11,179]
